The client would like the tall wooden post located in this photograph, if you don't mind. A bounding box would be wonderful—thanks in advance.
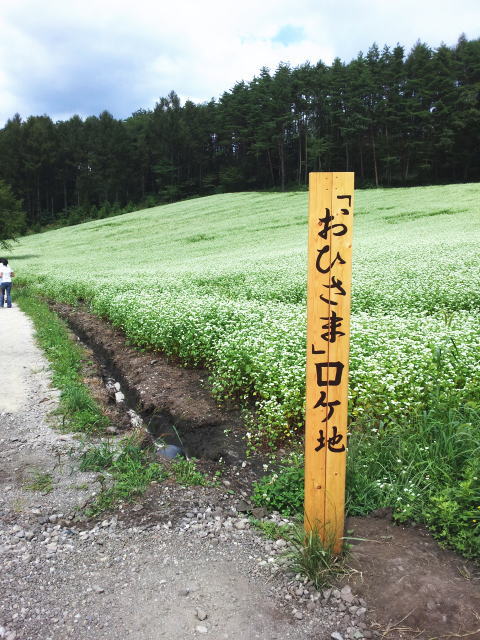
[304,172,354,553]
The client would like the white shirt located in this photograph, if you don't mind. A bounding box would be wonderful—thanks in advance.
[0,265,12,283]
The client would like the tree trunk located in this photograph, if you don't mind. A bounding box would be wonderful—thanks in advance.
[36,176,41,223]
[304,130,308,185]
[371,134,379,187]
[267,149,275,186]
[385,127,391,186]
[298,123,302,186]
[278,139,286,191]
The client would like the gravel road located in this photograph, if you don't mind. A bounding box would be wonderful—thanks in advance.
[0,307,374,640]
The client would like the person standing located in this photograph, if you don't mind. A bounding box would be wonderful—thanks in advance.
[0,259,15,308]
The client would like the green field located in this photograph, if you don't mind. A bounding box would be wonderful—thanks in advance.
[10,183,480,557]
[11,183,480,436]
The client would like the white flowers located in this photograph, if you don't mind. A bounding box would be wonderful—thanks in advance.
[11,184,480,445]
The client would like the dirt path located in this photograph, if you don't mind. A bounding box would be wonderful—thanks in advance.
[0,308,38,413]
[1,306,479,640]
[0,307,372,640]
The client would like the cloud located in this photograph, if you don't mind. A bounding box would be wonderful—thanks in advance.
[0,0,478,125]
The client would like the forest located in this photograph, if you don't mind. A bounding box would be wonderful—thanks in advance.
[0,35,478,230]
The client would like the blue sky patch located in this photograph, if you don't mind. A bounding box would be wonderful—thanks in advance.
[272,24,306,46]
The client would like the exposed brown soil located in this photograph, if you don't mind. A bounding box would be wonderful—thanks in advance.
[348,515,480,639]
[53,302,480,639]
[53,302,248,464]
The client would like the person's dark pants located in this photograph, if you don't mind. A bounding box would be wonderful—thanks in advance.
[0,283,12,307]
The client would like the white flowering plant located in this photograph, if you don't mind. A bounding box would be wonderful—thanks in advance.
[10,183,480,557]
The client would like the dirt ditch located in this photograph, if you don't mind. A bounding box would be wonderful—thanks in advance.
[53,302,248,463]
[51,302,480,639]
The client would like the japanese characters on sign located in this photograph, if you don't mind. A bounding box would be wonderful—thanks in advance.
[305,172,354,553]
[311,194,352,455]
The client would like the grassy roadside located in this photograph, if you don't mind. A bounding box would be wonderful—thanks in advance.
[15,286,210,514]
[15,287,161,511]
[16,285,346,585]
[15,286,109,433]
[252,406,480,560]
[78,433,167,515]
[79,437,208,516]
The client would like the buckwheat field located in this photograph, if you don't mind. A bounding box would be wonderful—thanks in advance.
[11,182,480,556]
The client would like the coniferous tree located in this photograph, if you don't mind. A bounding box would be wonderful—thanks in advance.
[0,36,478,231]
[0,179,26,248]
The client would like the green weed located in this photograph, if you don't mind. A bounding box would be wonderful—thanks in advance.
[62,386,96,414]
[168,457,207,487]
[84,436,167,516]
[15,287,109,434]
[423,457,480,559]
[252,453,304,516]
[24,471,54,494]
[250,512,344,590]
[253,406,480,559]
[79,442,115,471]
[284,523,347,590]
[249,518,291,540]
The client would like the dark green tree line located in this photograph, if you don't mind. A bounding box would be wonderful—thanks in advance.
[0,36,478,230]
[0,179,26,248]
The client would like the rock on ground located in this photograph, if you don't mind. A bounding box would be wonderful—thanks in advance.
[0,307,374,640]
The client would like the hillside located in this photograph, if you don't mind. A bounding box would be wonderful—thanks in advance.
[8,182,480,557]
[10,183,480,428]
[13,182,480,305]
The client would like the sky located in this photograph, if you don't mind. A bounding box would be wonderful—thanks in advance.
[0,0,479,126]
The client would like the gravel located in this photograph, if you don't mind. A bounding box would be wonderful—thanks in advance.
[0,308,379,639]
[0,502,380,640]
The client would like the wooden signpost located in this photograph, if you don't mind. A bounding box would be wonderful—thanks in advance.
[305,172,354,553]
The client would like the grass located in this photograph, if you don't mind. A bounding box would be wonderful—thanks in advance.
[82,434,167,516]
[252,405,480,559]
[15,287,110,434]
[250,518,292,540]
[168,457,208,487]
[249,515,345,588]
[73,483,89,491]
[79,442,115,471]
[346,406,480,522]
[284,523,347,590]
[24,471,53,494]
[251,452,304,516]
[252,516,347,589]
[80,437,209,515]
